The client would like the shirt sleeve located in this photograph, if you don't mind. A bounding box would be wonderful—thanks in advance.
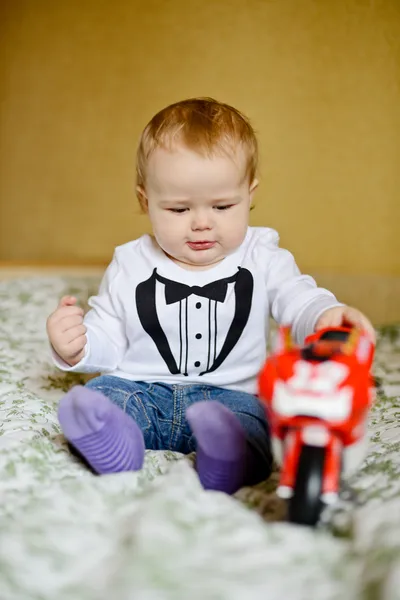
[264,231,344,344]
[52,252,128,373]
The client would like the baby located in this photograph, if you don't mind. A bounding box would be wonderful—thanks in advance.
[47,97,375,494]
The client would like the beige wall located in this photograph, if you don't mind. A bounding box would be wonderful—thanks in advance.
[1,0,399,275]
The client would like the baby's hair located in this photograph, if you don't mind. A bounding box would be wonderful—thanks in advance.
[136,97,258,194]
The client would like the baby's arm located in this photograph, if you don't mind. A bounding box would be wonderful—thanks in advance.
[266,245,343,344]
[47,255,128,373]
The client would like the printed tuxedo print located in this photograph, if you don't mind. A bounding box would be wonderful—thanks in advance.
[136,267,254,376]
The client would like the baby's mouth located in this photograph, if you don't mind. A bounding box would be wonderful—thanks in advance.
[187,241,216,251]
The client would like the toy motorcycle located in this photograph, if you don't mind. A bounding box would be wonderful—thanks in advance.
[258,326,375,526]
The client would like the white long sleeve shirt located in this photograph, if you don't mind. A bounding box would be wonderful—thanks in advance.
[53,227,342,394]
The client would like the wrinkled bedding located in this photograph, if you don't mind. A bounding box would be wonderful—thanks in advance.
[0,276,399,600]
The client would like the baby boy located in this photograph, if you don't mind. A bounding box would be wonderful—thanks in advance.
[47,97,375,494]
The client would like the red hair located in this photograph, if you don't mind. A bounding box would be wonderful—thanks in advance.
[136,97,258,194]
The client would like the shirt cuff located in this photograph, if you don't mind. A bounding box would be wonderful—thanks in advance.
[292,296,345,345]
[51,340,91,372]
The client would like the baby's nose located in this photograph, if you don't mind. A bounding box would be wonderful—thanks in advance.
[192,212,212,230]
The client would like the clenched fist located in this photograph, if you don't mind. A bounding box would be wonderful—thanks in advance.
[46,296,87,366]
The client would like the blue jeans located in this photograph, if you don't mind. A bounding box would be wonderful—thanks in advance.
[86,375,272,484]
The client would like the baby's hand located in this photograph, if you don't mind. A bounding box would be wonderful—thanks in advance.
[46,296,87,366]
[315,306,376,344]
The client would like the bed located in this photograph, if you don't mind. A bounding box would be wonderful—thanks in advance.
[0,275,399,600]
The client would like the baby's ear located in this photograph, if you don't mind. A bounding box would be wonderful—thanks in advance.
[136,186,148,213]
[249,178,259,198]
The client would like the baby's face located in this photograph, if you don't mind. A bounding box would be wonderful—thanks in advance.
[141,145,257,270]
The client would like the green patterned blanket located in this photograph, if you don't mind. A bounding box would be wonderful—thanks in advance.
[0,277,399,600]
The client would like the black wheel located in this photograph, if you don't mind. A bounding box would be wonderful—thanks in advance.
[288,445,325,526]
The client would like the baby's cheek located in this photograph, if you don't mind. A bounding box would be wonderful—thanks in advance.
[227,223,248,249]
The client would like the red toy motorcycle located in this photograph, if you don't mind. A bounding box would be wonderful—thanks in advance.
[258,326,375,526]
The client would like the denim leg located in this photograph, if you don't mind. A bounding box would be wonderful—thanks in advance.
[84,377,273,485]
[85,375,172,451]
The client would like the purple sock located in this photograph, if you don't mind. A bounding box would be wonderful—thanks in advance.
[186,401,247,494]
[58,385,145,475]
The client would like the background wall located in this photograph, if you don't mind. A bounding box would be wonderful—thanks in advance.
[1,0,399,278]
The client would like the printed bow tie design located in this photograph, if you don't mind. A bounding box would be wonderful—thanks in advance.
[164,280,228,304]
[136,267,254,376]
[155,271,239,305]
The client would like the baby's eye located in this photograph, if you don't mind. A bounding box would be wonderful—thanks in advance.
[168,208,187,214]
[215,205,233,211]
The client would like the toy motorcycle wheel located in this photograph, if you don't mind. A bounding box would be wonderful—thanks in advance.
[288,445,325,526]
